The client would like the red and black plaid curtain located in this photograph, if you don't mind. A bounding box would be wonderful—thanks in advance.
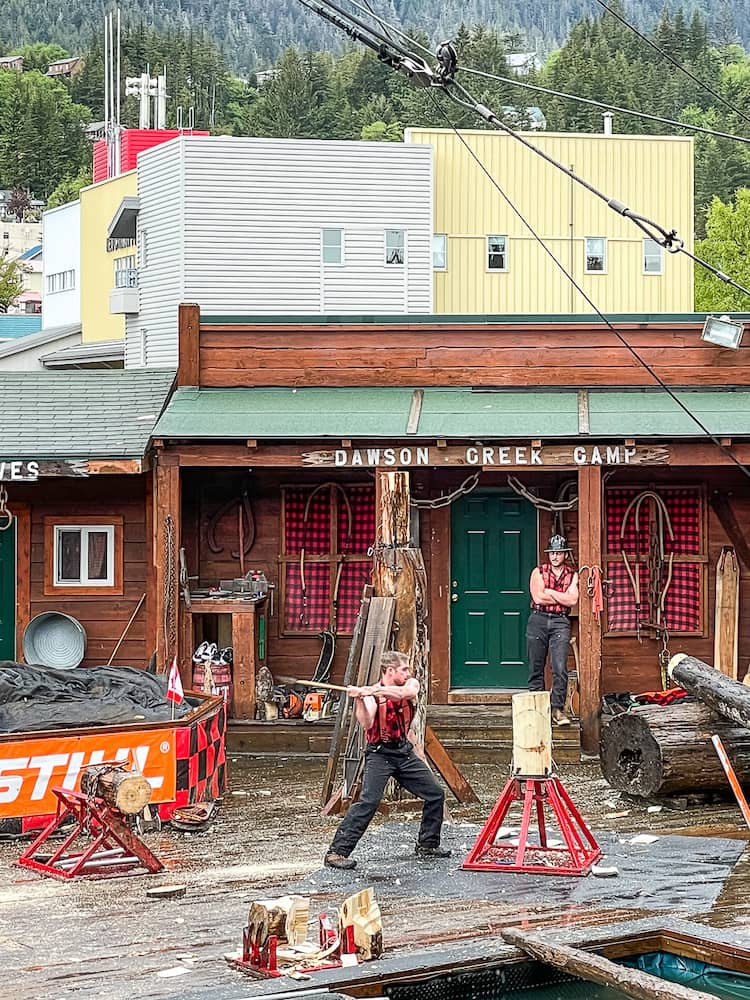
[605,487,702,633]
[283,485,375,633]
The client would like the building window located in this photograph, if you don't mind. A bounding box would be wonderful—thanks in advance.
[643,238,663,274]
[604,487,705,635]
[46,269,76,294]
[114,254,138,288]
[585,237,606,273]
[280,484,374,634]
[487,235,508,271]
[432,234,447,270]
[385,229,405,265]
[44,516,123,596]
[321,228,343,265]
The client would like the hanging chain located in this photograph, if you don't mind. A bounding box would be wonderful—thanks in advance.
[507,475,578,512]
[409,472,481,510]
[163,515,177,665]
[0,485,14,532]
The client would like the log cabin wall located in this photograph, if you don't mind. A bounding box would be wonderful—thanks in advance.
[9,476,151,668]
[194,319,750,389]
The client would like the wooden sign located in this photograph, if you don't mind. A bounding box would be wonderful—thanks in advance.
[301,442,670,469]
[0,460,89,481]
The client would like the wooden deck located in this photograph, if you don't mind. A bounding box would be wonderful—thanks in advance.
[227,704,582,763]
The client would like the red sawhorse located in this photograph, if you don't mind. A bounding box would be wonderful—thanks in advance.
[463,774,601,876]
[17,787,163,880]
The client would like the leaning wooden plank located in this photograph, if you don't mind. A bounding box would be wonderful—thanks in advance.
[669,653,750,728]
[502,929,716,1000]
[714,547,740,680]
[320,588,372,806]
[424,725,479,803]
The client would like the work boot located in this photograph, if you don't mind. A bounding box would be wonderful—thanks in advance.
[324,851,356,870]
[415,844,452,858]
[552,708,571,726]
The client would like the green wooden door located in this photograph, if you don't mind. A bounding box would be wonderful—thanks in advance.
[450,492,537,688]
[0,520,16,661]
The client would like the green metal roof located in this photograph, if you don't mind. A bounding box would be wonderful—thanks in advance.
[154,386,750,442]
[0,370,175,459]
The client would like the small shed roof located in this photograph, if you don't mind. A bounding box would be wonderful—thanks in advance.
[0,369,175,459]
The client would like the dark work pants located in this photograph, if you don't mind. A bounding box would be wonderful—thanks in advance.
[526,610,571,710]
[329,742,445,857]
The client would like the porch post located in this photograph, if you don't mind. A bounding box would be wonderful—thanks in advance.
[177,302,201,388]
[154,450,181,674]
[577,465,602,754]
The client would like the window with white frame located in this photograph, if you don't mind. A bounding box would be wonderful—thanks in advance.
[138,228,148,268]
[385,229,405,265]
[321,228,343,265]
[643,238,663,274]
[487,235,508,271]
[114,254,137,288]
[585,237,607,273]
[46,269,76,293]
[45,517,123,595]
[432,234,447,270]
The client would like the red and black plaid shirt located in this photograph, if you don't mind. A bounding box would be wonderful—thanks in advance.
[530,564,575,615]
[366,696,415,745]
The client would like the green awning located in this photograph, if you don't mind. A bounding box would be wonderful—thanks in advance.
[152,386,750,442]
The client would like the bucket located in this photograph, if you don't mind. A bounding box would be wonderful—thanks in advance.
[192,661,233,708]
[23,612,87,669]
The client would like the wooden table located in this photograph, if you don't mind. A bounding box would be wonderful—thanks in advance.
[184,597,267,720]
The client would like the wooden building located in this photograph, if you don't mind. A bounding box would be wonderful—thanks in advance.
[0,370,174,668]
[151,305,750,755]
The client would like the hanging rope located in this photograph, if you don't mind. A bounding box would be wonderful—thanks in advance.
[163,515,177,668]
[0,485,13,532]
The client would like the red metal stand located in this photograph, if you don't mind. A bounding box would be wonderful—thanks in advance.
[17,788,164,880]
[463,774,602,876]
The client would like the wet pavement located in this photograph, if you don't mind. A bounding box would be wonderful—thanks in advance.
[2,755,750,999]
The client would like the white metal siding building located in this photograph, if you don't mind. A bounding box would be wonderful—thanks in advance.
[42,202,81,329]
[125,136,433,368]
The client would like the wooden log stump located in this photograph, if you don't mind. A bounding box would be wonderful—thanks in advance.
[502,928,717,1000]
[600,702,750,797]
[512,691,552,776]
[669,653,750,728]
[79,765,151,815]
[339,887,383,960]
[247,895,309,948]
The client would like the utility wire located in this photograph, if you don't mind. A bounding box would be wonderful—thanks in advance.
[337,0,750,146]
[460,67,750,146]
[592,0,750,129]
[423,86,750,482]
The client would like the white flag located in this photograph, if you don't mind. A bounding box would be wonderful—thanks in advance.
[167,656,184,704]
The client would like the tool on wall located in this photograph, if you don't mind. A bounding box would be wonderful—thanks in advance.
[207,490,255,565]
[299,483,352,632]
[0,485,13,532]
[107,593,146,666]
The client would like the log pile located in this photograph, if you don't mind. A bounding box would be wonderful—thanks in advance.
[668,653,750,728]
[79,764,151,815]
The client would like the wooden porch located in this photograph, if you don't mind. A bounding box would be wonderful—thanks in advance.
[226,703,582,764]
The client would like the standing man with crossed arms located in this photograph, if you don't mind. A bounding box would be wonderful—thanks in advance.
[527,534,579,727]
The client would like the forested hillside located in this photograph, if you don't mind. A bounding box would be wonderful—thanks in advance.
[0,0,747,72]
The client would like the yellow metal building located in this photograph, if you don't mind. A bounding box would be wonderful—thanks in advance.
[406,129,694,314]
[80,171,137,343]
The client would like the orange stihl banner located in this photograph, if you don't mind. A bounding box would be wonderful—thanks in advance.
[0,729,177,818]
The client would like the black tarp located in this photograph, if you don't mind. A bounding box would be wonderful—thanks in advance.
[0,662,194,732]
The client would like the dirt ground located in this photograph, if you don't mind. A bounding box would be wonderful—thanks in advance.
[3,754,750,1000]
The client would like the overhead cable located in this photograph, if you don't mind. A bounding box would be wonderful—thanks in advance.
[592,0,750,129]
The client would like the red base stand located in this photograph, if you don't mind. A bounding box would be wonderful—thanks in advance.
[463,774,602,876]
[17,788,164,881]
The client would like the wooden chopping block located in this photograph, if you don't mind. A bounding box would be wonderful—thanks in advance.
[79,764,151,815]
[247,895,309,947]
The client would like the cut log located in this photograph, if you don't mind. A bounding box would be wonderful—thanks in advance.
[600,702,750,797]
[502,928,717,1000]
[79,765,151,815]
[247,895,309,948]
[669,653,750,729]
[339,887,383,960]
[512,691,552,777]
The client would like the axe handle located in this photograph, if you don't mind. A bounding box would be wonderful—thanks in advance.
[289,678,349,693]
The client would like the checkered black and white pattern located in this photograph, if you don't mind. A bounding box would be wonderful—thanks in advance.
[170,702,227,815]
[605,487,702,633]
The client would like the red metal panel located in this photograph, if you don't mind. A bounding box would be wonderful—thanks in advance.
[120,129,210,171]
[92,140,108,183]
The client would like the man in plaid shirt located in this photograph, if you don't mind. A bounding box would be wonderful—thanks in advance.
[325,651,450,870]
[527,535,579,727]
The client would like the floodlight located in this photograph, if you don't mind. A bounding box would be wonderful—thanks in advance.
[701,314,745,350]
